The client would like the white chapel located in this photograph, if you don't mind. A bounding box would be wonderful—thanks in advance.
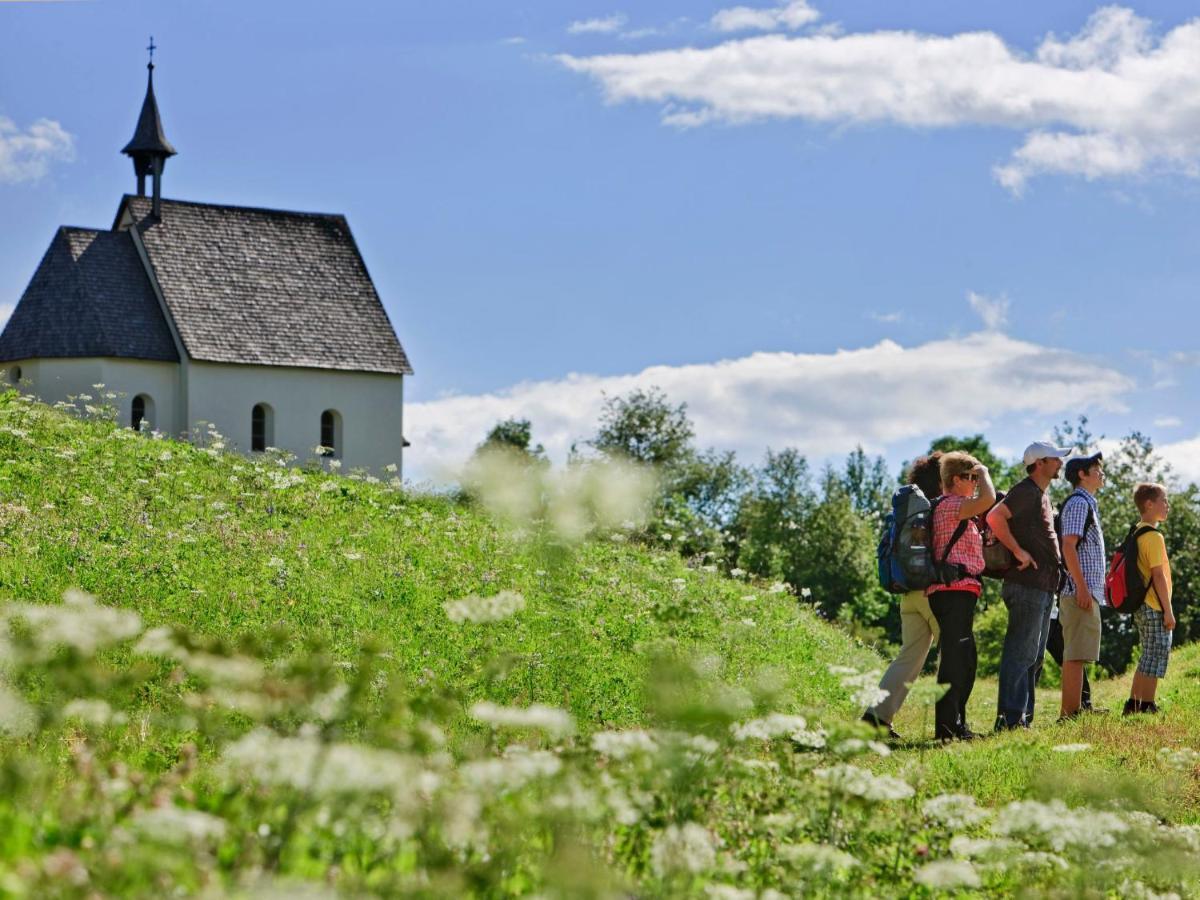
[0,60,413,473]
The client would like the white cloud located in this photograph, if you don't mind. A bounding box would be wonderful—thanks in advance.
[568,14,628,35]
[711,1,820,33]
[1157,434,1200,485]
[967,291,1009,331]
[405,331,1130,483]
[558,6,1200,191]
[1154,415,1182,428]
[0,116,74,184]
[869,311,902,324]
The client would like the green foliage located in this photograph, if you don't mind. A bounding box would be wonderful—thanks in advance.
[588,387,694,468]
[476,417,547,464]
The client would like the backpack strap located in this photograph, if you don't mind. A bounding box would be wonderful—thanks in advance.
[933,497,974,582]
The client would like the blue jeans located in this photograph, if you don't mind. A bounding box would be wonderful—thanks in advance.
[996,583,1053,729]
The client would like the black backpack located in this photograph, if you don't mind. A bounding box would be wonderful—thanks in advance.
[1053,493,1097,595]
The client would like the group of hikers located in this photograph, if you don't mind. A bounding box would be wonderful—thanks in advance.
[865,442,1175,742]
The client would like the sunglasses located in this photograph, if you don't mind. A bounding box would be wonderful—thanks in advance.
[956,473,979,482]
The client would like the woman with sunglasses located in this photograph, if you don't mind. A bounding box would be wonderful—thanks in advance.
[926,451,995,741]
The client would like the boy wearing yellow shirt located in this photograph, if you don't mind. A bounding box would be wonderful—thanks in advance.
[1124,482,1174,716]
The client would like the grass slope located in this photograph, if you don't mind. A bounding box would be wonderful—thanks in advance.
[0,395,876,731]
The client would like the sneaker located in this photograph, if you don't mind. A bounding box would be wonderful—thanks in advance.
[956,729,980,742]
[1143,701,1160,714]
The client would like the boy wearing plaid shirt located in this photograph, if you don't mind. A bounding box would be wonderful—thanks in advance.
[1058,453,1106,720]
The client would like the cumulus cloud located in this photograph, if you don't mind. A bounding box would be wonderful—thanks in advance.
[711,0,820,33]
[0,116,74,184]
[557,6,1200,191]
[1154,415,1182,428]
[568,14,628,35]
[1157,434,1200,485]
[406,331,1130,482]
[967,291,1009,331]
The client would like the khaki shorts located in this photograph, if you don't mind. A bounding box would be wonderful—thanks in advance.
[1058,595,1102,662]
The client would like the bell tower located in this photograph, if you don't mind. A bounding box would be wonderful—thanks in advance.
[121,38,176,217]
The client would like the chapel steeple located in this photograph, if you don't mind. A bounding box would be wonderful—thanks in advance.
[121,38,176,217]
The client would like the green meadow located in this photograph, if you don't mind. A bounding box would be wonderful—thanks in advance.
[1,392,1198,898]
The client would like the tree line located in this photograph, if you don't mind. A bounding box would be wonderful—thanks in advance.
[475,388,1197,674]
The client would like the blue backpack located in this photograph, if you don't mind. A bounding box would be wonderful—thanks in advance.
[876,486,969,594]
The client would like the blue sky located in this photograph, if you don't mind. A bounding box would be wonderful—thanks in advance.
[3,1,1200,482]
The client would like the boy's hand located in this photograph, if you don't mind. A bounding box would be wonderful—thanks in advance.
[1075,590,1092,611]
[1164,610,1177,631]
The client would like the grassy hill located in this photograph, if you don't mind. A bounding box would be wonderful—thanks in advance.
[2,394,1199,898]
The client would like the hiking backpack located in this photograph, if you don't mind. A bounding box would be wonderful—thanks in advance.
[977,491,1013,579]
[1105,523,1156,613]
[1052,493,1097,595]
[876,486,969,594]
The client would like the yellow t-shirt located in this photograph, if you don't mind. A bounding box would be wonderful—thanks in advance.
[1136,525,1172,612]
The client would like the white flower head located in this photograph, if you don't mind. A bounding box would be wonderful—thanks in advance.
[923,794,989,829]
[781,842,859,874]
[443,590,526,624]
[1053,742,1092,753]
[469,701,575,738]
[132,806,228,846]
[813,764,913,802]
[650,822,716,877]
[592,729,658,760]
[914,859,981,890]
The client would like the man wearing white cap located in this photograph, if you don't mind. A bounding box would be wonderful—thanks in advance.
[986,441,1072,730]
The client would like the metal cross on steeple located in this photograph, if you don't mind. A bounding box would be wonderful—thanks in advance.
[147,36,156,66]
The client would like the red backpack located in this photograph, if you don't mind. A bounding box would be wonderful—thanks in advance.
[1105,524,1156,613]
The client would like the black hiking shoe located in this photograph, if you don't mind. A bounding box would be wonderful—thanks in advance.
[1123,697,1141,716]
[861,711,901,741]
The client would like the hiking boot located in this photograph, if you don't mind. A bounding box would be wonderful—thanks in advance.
[861,711,901,741]
[1122,697,1141,716]
[1143,701,1160,714]
[1056,712,1081,724]
[956,729,980,742]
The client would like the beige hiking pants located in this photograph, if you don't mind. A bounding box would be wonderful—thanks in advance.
[867,589,940,724]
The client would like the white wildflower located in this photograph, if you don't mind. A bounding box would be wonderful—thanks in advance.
[705,886,755,900]
[1052,743,1092,753]
[343,552,363,561]
[813,764,913,802]
[62,698,116,727]
[0,682,34,737]
[833,738,891,757]
[650,822,716,877]
[221,728,423,801]
[994,799,1128,851]
[267,557,285,569]
[949,836,1018,859]
[461,747,561,792]
[3,590,141,660]
[769,582,788,594]
[1017,851,1070,870]
[914,859,981,890]
[384,463,398,474]
[923,794,989,829]
[210,501,226,511]
[78,495,95,506]
[780,842,859,874]
[592,729,658,759]
[469,701,575,738]
[729,568,745,578]
[132,806,228,845]
[1158,747,1200,770]
[444,590,526,624]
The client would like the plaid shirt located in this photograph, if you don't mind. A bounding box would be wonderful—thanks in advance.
[1061,489,1106,602]
[926,493,984,597]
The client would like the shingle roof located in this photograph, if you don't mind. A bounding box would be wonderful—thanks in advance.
[119,195,413,375]
[0,227,179,363]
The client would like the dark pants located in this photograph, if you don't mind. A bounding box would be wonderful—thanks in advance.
[928,590,978,740]
[996,583,1054,729]
[1043,615,1091,708]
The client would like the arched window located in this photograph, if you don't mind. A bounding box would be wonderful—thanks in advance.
[131,394,154,432]
[319,409,342,458]
[251,403,274,452]
[7,365,20,385]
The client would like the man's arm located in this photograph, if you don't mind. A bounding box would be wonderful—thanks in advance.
[1062,534,1091,609]
[986,502,1036,570]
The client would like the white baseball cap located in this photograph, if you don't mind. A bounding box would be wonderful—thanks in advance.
[1022,441,1072,466]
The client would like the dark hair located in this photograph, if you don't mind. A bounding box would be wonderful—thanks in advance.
[1026,463,1037,476]
[1067,458,1102,487]
[907,451,944,499]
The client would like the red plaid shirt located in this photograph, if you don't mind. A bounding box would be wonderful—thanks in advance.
[926,493,984,597]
